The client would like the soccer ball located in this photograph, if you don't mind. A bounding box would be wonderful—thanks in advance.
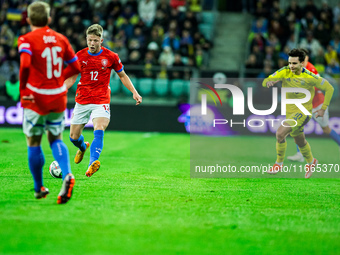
[49,161,62,178]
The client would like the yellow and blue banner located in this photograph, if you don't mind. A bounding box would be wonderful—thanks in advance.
[6,8,22,21]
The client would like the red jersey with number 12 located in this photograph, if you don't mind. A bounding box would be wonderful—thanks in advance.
[75,47,123,104]
[305,62,324,108]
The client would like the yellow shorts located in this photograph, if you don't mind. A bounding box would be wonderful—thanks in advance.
[285,112,312,138]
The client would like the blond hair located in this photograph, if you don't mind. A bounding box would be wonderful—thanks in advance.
[86,24,103,38]
[27,1,50,27]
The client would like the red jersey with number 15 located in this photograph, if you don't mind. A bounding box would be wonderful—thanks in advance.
[75,47,123,104]
[305,62,324,108]
[18,26,78,115]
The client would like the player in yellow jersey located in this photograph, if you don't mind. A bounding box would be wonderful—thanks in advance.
[262,48,334,178]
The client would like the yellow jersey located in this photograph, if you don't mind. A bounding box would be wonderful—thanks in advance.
[262,66,334,114]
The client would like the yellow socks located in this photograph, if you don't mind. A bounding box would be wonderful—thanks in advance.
[299,142,314,164]
[276,141,287,163]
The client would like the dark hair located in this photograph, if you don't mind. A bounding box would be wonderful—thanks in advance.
[288,48,306,63]
[300,48,311,58]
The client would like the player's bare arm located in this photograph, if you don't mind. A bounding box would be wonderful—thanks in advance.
[117,70,142,105]
[266,80,280,88]
[65,74,78,89]
[314,109,325,118]
[262,78,280,88]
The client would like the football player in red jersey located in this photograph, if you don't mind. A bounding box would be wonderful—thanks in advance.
[65,24,142,177]
[287,49,340,162]
[18,1,81,204]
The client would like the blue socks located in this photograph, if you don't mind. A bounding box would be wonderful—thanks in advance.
[70,134,87,152]
[70,130,104,166]
[296,144,300,153]
[28,146,45,192]
[50,139,71,180]
[330,129,340,146]
[90,130,104,166]
[28,141,71,190]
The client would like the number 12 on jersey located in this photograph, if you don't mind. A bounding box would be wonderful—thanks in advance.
[90,71,98,80]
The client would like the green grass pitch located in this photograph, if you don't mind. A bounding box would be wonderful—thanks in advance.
[0,128,339,254]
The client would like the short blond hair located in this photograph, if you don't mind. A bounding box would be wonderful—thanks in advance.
[27,1,50,27]
[86,24,103,38]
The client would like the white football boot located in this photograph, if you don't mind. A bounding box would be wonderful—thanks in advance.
[287,152,304,162]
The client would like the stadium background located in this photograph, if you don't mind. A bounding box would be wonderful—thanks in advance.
[1,0,340,254]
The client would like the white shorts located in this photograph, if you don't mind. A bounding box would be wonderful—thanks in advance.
[71,103,110,125]
[23,109,65,137]
[312,104,329,128]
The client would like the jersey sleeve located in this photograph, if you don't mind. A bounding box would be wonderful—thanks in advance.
[313,77,334,110]
[18,36,32,56]
[18,36,32,93]
[75,51,81,60]
[110,52,124,73]
[262,67,287,87]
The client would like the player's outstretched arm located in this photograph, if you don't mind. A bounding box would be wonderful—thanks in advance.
[262,68,285,88]
[263,79,280,88]
[118,70,142,105]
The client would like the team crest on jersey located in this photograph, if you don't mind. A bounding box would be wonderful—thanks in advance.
[101,59,108,67]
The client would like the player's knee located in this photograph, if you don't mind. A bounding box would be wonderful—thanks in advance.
[69,132,80,140]
[276,132,285,143]
[94,127,106,132]
[94,122,109,131]
[47,132,61,144]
